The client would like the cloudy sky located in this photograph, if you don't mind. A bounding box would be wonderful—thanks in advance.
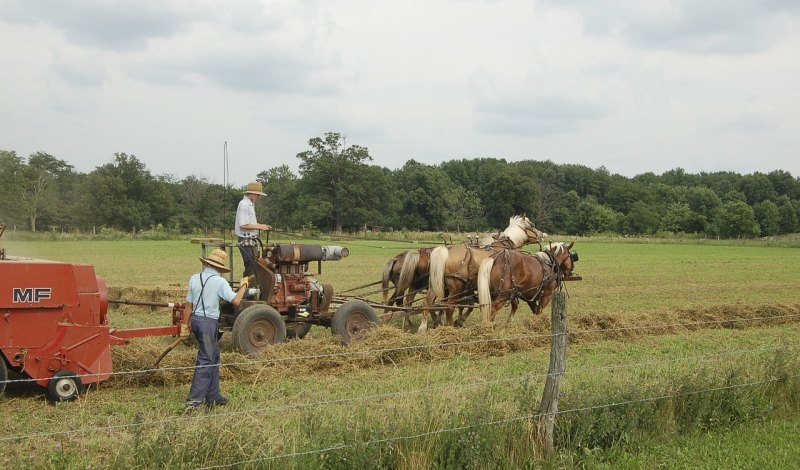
[1,0,799,186]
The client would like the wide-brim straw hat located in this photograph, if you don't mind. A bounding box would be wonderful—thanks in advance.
[245,181,267,196]
[200,248,231,273]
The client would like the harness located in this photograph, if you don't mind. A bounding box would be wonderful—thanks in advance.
[493,249,564,307]
[442,239,513,303]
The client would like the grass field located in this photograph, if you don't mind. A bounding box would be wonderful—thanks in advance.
[2,236,800,468]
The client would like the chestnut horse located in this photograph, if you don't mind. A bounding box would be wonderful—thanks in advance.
[420,215,545,332]
[477,241,577,323]
[381,233,504,331]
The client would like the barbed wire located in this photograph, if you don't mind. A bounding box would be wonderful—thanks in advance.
[3,312,799,386]
[1,341,794,444]
[197,372,799,469]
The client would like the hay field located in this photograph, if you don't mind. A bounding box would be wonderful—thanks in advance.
[2,237,800,468]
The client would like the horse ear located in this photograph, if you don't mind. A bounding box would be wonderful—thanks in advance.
[568,241,574,250]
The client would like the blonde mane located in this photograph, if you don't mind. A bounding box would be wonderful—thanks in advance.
[498,215,533,247]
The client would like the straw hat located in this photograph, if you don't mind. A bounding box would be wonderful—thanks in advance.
[200,249,231,272]
[245,181,267,196]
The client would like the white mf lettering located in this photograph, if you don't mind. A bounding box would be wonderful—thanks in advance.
[12,287,52,303]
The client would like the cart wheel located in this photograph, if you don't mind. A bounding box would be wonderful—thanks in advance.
[331,300,379,345]
[285,322,312,339]
[0,357,7,396]
[47,370,83,402]
[232,305,286,355]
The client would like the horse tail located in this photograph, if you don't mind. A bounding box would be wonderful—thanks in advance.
[396,250,419,301]
[382,255,399,304]
[478,257,495,323]
[428,246,449,302]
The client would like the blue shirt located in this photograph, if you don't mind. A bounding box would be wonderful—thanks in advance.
[185,267,237,320]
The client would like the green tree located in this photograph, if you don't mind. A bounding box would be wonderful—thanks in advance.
[83,153,175,231]
[621,201,661,235]
[0,150,26,226]
[258,165,299,229]
[660,202,706,233]
[393,161,455,230]
[296,133,385,232]
[577,196,620,235]
[775,196,799,234]
[738,172,777,205]
[23,152,74,231]
[551,190,581,234]
[443,186,485,232]
[753,200,780,236]
[715,200,760,238]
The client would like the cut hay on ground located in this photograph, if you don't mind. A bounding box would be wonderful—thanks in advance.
[106,302,800,391]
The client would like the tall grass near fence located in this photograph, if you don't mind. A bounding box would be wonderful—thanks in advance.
[9,340,798,469]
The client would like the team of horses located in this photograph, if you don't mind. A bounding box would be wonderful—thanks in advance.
[381,214,578,332]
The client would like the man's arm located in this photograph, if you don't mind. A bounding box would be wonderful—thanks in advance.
[239,223,272,231]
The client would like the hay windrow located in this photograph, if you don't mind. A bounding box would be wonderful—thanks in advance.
[105,302,800,391]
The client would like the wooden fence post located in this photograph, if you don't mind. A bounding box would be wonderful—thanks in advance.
[536,291,567,459]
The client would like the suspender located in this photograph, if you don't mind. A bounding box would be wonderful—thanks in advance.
[192,273,217,317]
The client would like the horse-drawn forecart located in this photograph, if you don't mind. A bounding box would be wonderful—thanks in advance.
[191,214,579,354]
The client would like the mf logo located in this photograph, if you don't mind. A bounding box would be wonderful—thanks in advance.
[12,287,52,303]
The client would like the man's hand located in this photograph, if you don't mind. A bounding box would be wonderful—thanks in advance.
[239,275,255,289]
[259,224,272,231]
[179,322,192,344]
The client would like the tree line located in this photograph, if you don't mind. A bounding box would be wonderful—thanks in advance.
[2,132,799,238]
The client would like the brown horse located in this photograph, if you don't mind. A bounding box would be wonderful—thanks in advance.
[381,233,505,331]
[382,247,433,330]
[477,241,577,323]
[420,215,545,332]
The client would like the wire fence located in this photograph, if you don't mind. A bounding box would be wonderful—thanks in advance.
[2,311,800,467]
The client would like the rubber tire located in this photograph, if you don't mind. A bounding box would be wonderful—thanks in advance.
[0,357,7,396]
[232,304,287,355]
[285,322,312,339]
[47,370,83,402]
[331,300,379,345]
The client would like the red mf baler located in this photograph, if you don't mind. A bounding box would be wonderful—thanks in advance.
[0,253,184,402]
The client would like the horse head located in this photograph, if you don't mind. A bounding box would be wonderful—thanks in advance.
[549,241,576,277]
[513,213,546,246]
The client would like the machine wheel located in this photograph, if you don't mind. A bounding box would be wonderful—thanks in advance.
[285,322,312,339]
[47,370,83,402]
[331,300,379,345]
[0,357,7,396]
[232,305,286,355]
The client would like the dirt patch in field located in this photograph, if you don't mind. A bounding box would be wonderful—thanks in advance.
[106,302,800,389]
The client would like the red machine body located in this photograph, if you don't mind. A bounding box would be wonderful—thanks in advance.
[0,255,182,399]
[0,258,114,388]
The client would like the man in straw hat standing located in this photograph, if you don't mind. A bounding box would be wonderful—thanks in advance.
[235,181,272,276]
[182,248,250,410]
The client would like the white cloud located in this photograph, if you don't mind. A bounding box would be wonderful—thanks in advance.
[0,0,799,183]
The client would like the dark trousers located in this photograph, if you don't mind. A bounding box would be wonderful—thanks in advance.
[237,236,257,276]
[187,315,223,404]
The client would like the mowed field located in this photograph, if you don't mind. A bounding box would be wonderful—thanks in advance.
[2,236,800,468]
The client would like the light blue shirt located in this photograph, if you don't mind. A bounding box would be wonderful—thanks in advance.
[185,267,236,320]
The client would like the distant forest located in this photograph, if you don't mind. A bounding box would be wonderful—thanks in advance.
[2,133,799,238]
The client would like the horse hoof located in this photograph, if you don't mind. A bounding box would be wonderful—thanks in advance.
[454,320,464,328]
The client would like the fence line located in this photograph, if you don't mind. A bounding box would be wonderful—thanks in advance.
[3,312,799,386]
[197,372,799,469]
[1,341,794,444]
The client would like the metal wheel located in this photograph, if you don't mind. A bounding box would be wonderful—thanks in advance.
[331,300,379,345]
[47,370,83,402]
[232,304,286,355]
[285,322,312,339]
[0,357,7,396]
